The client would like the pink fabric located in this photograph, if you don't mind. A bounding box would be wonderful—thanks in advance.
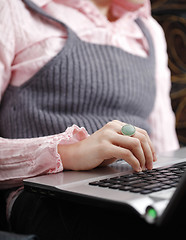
[0,0,179,188]
[0,125,89,188]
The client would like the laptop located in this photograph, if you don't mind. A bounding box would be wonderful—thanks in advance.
[24,147,186,226]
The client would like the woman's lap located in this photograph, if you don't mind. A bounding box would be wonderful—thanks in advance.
[9,191,168,240]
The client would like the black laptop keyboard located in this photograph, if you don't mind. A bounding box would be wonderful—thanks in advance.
[89,162,186,194]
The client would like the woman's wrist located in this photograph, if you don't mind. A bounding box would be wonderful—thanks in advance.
[57,141,83,171]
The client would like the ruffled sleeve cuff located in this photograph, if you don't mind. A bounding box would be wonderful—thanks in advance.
[47,125,89,174]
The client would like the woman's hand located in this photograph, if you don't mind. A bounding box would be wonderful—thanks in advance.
[58,120,157,172]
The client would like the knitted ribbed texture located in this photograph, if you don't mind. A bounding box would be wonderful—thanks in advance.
[0,0,156,138]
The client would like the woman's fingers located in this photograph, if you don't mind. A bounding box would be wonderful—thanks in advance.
[136,127,157,162]
[111,145,142,172]
[106,121,155,170]
[133,131,153,170]
[112,134,146,170]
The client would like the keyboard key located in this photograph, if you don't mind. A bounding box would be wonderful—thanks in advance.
[163,180,175,185]
[141,190,153,194]
[125,180,144,185]
[151,187,163,192]
[130,188,142,193]
[98,183,112,188]
[119,186,132,191]
[157,178,168,182]
[167,175,179,179]
[108,184,123,189]
[144,183,163,190]
[89,181,99,186]
[131,182,148,188]
[161,185,173,190]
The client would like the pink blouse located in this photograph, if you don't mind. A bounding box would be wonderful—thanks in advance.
[0,0,179,189]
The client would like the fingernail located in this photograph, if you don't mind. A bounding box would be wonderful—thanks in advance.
[153,153,157,162]
[137,167,142,172]
[147,162,153,170]
[142,166,146,171]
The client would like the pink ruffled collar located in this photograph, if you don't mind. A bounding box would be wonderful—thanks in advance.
[31,0,151,39]
[32,0,151,21]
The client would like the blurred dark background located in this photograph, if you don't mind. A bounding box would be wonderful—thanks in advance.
[151,0,186,146]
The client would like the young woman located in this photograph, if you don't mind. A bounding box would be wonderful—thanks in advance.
[0,0,179,238]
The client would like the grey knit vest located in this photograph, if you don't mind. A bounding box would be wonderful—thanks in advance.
[0,0,156,138]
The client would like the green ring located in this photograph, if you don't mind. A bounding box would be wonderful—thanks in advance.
[121,124,136,137]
